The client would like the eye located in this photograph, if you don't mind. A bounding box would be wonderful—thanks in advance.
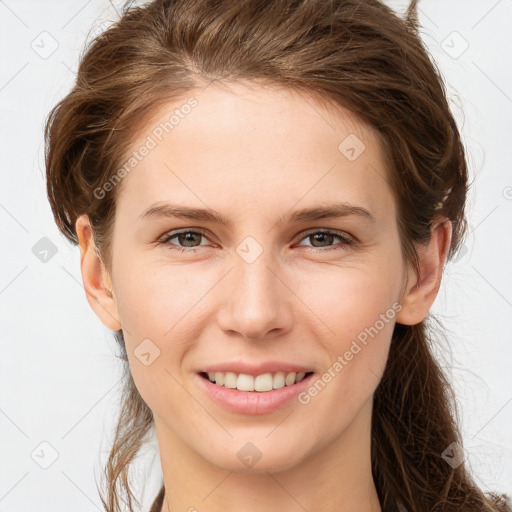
[157,229,212,253]
[157,228,355,254]
[295,229,354,252]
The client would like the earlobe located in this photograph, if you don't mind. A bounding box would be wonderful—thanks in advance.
[395,218,452,326]
[75,214,122,331]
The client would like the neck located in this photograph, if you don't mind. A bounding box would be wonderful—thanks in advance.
[156,398,381,512]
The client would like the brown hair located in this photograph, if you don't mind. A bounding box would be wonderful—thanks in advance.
[44,0,511,511]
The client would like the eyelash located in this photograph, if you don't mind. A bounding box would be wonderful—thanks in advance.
[157,228,355,253]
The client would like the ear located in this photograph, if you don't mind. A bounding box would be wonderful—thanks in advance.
[75,214,122,331]
[395,217,452,326]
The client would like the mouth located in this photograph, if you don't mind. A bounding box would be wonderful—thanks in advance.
[196,369,316,414]
[198,370,315,392]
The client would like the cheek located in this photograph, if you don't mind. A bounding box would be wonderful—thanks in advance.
[294,262,399,400]
[113,274,197,417]
[296,260,400,342]
[109,258,199,399]
[114,258,208,337]
[112,260,226,403]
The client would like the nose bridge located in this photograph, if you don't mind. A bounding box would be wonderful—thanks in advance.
[233,242,278,310]
[219,237,291,338]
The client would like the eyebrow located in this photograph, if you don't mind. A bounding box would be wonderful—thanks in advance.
[138,201,376,227]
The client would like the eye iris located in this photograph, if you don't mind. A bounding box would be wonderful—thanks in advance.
[178,232,201,247]
[311,233,335,247]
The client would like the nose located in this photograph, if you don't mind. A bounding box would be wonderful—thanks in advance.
[217,248,294,341]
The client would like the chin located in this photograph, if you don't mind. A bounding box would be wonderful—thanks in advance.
[200,438,307,474]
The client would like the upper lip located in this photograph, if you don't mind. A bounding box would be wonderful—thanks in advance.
[199,361,314,376]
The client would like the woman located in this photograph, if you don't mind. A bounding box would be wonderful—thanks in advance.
[44,0,511,511]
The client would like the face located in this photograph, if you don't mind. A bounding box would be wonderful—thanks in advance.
[81,81,426,474]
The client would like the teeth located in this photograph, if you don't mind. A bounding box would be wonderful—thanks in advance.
[273,371,285,389]
[224,372,237,389]
[204,370,309,391]
[285,372,296,386]
[238,373,255,391]
[254,373,272,392]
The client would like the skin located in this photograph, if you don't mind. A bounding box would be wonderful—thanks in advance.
[75,81,451,512]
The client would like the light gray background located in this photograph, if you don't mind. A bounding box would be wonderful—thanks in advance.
[1,1,511,510]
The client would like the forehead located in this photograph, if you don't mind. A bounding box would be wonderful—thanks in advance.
[114,82,395,228]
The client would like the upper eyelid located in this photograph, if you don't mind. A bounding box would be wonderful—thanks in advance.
[299,228,353,240]
[159,228,212,244]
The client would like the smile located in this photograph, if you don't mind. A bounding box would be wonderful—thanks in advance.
[200,371,313,392]
[196,371,316,415]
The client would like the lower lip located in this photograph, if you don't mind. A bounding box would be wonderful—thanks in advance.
[195,372,315,415]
